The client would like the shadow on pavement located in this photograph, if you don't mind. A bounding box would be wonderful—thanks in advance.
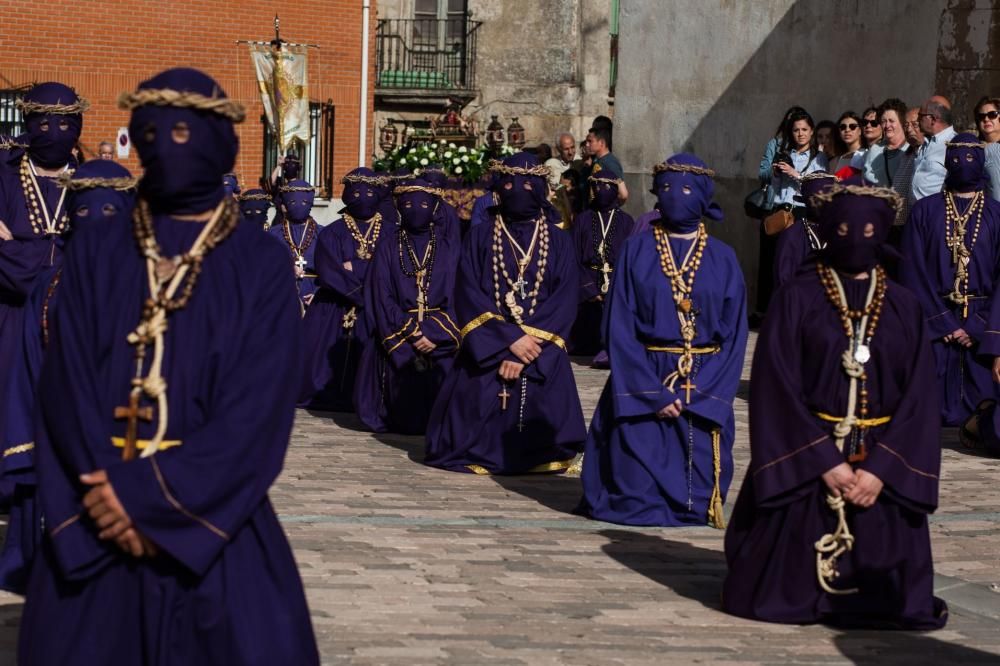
[598,529,726,609]
[0,600,21,666]
[833,630,1000,665]
[490,472,584,515]
[370,432,426,464]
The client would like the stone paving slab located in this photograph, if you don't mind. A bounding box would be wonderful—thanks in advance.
[0,333,998,665]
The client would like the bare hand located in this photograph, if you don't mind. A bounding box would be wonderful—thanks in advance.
[993,357,1000,384]
[0,220,12,241]
[821,463,857,497]
[302,293,314,306]
[946,328,973,347]
[656,399,684,419]
[774,162,799,179]
[509,335,543,364]
[295,265,305,279]
[843,469,884,508]
[499,359,525,381]
[413,336,437,354]
[80,470,132,541]
[114,527,159,558]
[343,261,354,272]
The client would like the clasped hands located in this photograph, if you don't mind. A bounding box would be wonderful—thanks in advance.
[821,463,883,508]
[80,470,158,558]
[500,334,544,381]
[943,327,973,348]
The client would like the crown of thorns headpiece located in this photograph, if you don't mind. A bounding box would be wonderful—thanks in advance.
[589,174,622,185]
[0,138,28,151]
[488,160,551,178]
[58,172,138,191]
[16,97,91,116]
[238,192,272,202]
[342,173,390,186]
[946,140,987,149]
[117,89,246,123]
[279,184,319,194]
[652,161,716,178]
[393,184,445,197]
[800,171,837,183]
[809,183,903,213]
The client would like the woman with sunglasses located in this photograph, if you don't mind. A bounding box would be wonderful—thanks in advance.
[828,111,865,178]
[974,96,1000,144]
[861,105,883,148]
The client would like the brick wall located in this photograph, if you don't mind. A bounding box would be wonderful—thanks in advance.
[1,0,376,190]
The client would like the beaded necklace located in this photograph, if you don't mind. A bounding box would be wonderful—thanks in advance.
[281,218,318,272]
[653,224,709,391]
[343,212,383,260]
[40,267,63,348]
[816,262,887,459]
[116,197,240,462]
[19,155,70,236]
[492,214,549,324]
[944,190,986,318]
[592,209,617,294]
[397,224,437,322]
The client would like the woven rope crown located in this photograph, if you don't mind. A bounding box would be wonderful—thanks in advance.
[118,89,246,123]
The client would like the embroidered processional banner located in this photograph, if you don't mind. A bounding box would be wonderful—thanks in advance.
[249,43,310,153]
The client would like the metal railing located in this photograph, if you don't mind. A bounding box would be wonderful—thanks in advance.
[262,101,335,197]
[0,88,26,138]
[376,17,482,91]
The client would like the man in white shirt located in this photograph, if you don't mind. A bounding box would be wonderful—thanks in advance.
[545,132,576,189]
[911,97,957,201]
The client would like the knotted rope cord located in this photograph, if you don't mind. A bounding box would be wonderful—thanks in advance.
[128,200,228,458]
[813,267,877,596]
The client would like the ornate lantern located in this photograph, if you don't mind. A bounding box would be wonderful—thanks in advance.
[507,117,526,150]
[379,120,399,154]
[486,115,505,153]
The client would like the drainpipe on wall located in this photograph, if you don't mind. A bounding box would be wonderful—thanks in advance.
[608,0,619,103]
[359,0,371,166]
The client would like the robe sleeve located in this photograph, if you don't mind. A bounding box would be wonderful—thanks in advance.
[980,269,1000,356]
[315,223,364,306]
[455,228,524,366]
[35,229,117,580]
[574,213,600,301]
[899,201,960,339]
[747,283,845,506]
[683,245,749,429]
[603,237,676,417]
[369,234,418,369]
[0,238,47,296]
[105,245,303,576]
[857,295,941,512]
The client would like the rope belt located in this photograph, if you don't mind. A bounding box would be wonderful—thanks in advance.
[407,307,441,314]
[813,412,892,428]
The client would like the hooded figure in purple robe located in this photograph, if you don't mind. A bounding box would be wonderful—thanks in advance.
[299,167,387,411]
[267,178,319,311]
[899,133,1000,426]
[237,188,272,229]
[723,183,947,630]
[773,171,837,288]
[222,172,240,198]
[579,154,747,527]
[354,179,461,434]
[17,68,318,665]
[569,172,636,362]
[416,163,462,242]
[0,159,136,594]
[424,152,586,474]
[0,83,87,458]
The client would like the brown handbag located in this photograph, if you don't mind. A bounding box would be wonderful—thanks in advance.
[763,208,794,235]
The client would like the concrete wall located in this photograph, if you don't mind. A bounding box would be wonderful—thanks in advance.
[614,0,949,307]
[936,0,1000,130]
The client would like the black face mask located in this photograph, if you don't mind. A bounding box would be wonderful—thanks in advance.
[26,113,82,168]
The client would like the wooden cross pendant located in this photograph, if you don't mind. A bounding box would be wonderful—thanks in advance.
[680,376,696,403]
[114,392,154,461]
[498,384,511,411]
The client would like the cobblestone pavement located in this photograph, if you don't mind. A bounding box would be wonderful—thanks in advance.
[2,334,999,664]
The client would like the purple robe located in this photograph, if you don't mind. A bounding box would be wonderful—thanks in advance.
[0,161,65,450]
[0,264,59,592]
[424,219,587,474]
[569,207,635,356]
[18,217,318,664]
[266,218,319,308]
[723,271,947,630]
[299,216,379,411]
[580,231,748,526]
[354,221,461,434]
[773,217,820,288]
[899,193,1000,425]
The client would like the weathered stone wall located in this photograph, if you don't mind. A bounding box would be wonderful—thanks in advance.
[936,0,1000,131]
[614,0,952,307]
